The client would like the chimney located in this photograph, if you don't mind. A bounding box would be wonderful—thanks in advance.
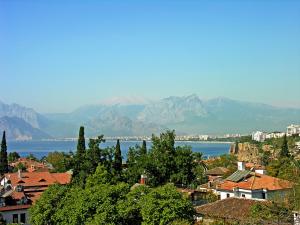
[237,161,245,171]
[18,169,22,179]
[140,174,147,185]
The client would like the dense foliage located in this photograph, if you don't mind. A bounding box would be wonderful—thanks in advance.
[30,170,195,225]
[7,151,20,163]
[29,128,206,224]
[0,131,8,174]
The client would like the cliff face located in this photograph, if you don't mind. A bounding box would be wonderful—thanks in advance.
[230,142,262,163]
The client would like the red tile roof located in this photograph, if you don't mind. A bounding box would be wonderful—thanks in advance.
[25,191,43,203]
[11,191,26,200]
[5,171,71,187]
[218,172,293,191]
[196,197,263,221]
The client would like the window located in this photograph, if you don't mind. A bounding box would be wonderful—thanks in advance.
[20,213,26,223]
[226,193,230,198]
[242,194,245,198]
[13,214,18,223]
[262,192,266,199]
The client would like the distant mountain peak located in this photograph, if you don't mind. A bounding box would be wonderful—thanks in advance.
[100,96,151,106]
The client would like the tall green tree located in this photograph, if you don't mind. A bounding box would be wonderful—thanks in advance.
[0,131,8,174]
[8,151,20,163]
[114,139,122,173]
[76,126,86,157]
[280,134,289,158]
[140,140,147,155]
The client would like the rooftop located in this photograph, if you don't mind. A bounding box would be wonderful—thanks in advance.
[206,167,229,176]
[219,171,293,191]
[4,171,71,187]
[196,197,259,220]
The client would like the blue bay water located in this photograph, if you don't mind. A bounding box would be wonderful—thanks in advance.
[7,140,231,159]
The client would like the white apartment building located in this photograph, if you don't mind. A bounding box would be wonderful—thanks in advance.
[252,131,267,142]
[287,124,300,136]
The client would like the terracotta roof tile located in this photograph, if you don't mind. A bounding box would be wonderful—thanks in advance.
[196,197,263,220]
[218,172,293,191]
[5,171,71,187]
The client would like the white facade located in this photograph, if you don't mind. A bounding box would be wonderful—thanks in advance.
[219,188,267,200]
[252,131,267,142]
[287,124,300,136]
[0,208,29,225]
[294,211,300,225]
[237,161,245,171]
[265,132,286,139]
[295,142,300,150]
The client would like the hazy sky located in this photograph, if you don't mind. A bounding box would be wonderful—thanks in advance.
[1,0,300,113]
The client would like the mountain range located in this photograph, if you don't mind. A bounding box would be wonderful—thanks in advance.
[1,95,300,140]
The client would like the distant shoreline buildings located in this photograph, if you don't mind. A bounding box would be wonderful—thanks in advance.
[252,124,300,142]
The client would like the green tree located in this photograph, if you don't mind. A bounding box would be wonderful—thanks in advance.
[26,153,39,161]
[0,131,8,174]
[149,130,176,185]
[171,146,195,186]
[30,184,69,225]
[85,164,112,188]
[140,140,147,155]
[113,139,122,174]
[140,184,194,225]
[8,151,20,163]
[76,126,86,157]
[280,134,289,158]
[46,151,73,172]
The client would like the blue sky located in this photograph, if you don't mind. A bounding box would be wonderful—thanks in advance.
[0,0,299,113]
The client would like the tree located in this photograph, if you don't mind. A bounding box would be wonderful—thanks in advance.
[76,126,86,158]
[280,134,289,158]
[26,153,39,161]
[46,152,73,172]
[8,151,20,163]
[114,139,122,174]
[85,164,112,188]
[140,140,147,155]
[149,130,177,185]
[139,184,194,225]
[30,184,69,225]
[171,146,196,186]
[0,131,8,174]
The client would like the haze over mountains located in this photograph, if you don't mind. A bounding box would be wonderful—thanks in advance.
[1,95,300,140]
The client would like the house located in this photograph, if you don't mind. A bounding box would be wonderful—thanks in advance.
[205,167,229,181]
[216,162,293,200]
[195,197,292,224]
[295,141,300,150]
[252,131,267,142]
[196,197,262,224]
[0,170,71,224]
[287,124,300,136]
[198,178,223,196]
[10,158,52,173]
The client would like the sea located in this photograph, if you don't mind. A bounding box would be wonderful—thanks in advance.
[7,140,232,160]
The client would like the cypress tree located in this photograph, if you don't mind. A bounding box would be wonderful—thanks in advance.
[280,134,289,158]
[76,126,86,158]
[0,131,8,174]
[114,139,122,173]
[140,140,147,155]
[234,141,239,154]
